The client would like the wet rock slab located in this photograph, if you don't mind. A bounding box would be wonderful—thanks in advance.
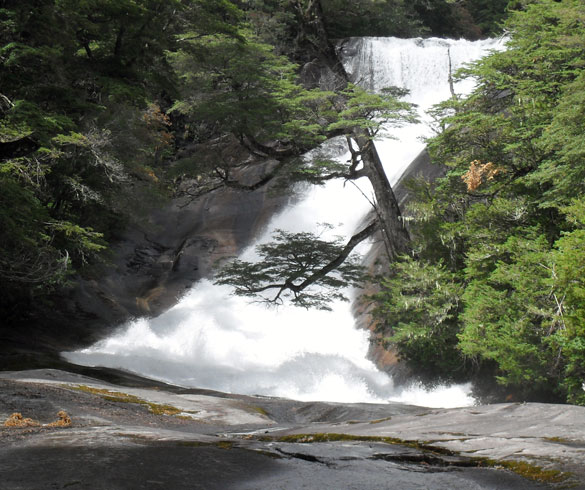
[0,369,582,489]
[274,405,585,488]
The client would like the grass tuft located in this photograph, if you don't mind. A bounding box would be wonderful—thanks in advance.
[3,413,40,427]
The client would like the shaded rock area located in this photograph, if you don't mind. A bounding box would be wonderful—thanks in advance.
[70,158,288,328]
[3,369,582,489]
[1,148,292,367]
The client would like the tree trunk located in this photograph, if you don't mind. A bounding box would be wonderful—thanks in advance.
[356,133,410,259]
[291,0,349,84]
[293,0,410,260]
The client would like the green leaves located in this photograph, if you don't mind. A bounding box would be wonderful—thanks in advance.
[327,85,416,137]
[373,256,466,383]
[553,198,585,403]
[0,0,248,310]
[460,234,562,387]
[169,33,291,136]
[375,0,585,403]
[215,227,367,310]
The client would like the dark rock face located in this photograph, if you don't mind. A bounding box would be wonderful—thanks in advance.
[78,164,286,325]
[77,166,287,335]
[0,154,291,362]
[393,148,445,208]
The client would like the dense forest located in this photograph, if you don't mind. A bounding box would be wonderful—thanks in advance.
[0,0,497,314]
[374,0,585,405]
[2,0,584,405]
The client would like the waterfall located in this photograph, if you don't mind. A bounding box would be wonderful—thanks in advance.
[64,37,504,408]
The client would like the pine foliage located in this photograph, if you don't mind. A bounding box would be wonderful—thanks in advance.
[374,0,585,404]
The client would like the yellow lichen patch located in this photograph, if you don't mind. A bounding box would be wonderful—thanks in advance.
[216,441,234,450]
[3,413,40,427]
[543,436,572,444]
[69,385,183,418]
[261,432,571,484]
[103,393,144,404]
[147,403,182,416]
[369,416,392,424]
[71,385,144,404]
[268,433,457,456]
[484,459,570,484]
[245,405,269,417]
[273,433,401,446]
[46,410,72,427]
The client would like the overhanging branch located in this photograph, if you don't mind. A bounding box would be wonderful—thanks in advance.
[291,220,377,293]
[227,220,378,306]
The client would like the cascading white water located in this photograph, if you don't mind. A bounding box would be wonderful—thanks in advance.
[343,37,504,183]
[64,37,504,408]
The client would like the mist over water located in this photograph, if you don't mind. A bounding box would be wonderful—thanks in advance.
[64,37,504,408]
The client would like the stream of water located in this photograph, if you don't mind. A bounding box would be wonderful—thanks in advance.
[64,37,504,408]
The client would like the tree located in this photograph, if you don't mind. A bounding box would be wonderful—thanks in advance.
[167,0,416,308]
[319,0,425,39]
[373,0,585,403]
[552,198,585,404]
[465,0,509,36]
[373,256,466,382]
[215,225,371,309]
[0,0,245,319]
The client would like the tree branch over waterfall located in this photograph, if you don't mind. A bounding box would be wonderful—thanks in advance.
[214,221,377,310]
[172,0,416,308]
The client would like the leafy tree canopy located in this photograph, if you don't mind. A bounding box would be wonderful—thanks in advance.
[374,0,585,404]
[0,0,242,317]
[215,225,370,310]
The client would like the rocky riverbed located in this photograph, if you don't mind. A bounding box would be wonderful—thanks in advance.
[1,368,584,489]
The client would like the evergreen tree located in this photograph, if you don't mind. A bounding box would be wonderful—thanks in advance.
[374,0,585,404]
[0,0,242,317]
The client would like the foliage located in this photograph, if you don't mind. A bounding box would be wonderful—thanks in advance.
[168,31,332,149]
[319,0,507,39]
[553,199,585,404]
[374,0,585,403]
[215,227,366,310]
[0,0,242,316]
[465,0,509,35]
[373,256,466,383]
[459,233,564,392]
[326,85,416,136]
[238,0,507,55]
[320,0,426,38]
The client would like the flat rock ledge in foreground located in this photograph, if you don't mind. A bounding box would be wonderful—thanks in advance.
[1,369,584,489]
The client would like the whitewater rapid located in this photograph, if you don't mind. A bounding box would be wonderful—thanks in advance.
[64,37,504,408]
